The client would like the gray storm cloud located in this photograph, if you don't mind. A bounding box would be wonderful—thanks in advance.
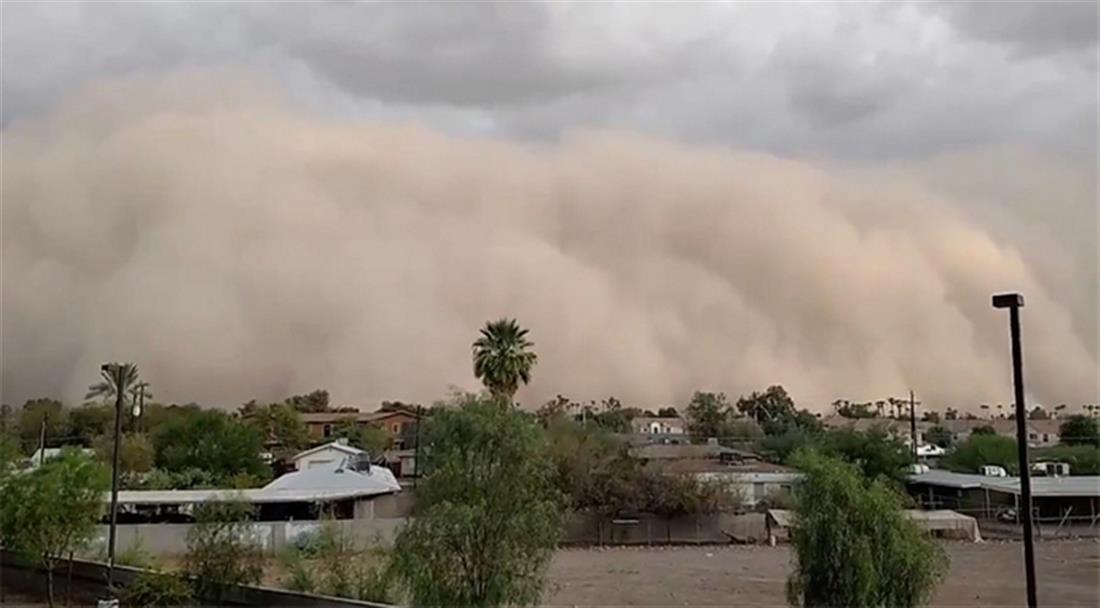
[1,73,1096,411]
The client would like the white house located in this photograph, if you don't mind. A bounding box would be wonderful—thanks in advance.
[291,440,366,471]
[631,417,686,436]
[26,447,95,468]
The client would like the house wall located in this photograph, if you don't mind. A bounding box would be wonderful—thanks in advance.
[89,517,411,558]
[693,472,802,507]
[295,446,357,470]
[305,413,419,446]
[562,512,767,545]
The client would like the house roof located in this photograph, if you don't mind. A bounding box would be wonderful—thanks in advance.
[909,469,989,489]
[652,459,795,475]
[299,410,417,424]
[263,458,401,496]
[291,441,365,462]
[629,443,740,460]
[820,417,910,433]
[982,476,1100,498]
[115,456,401,506]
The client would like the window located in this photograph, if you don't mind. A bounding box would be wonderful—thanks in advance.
[1043,434,1049,443]
[323,424,333,438]
[1029,433,1037,440]
[392,423,400,434]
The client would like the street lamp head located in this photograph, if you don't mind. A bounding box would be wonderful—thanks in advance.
[992,293,1025,309]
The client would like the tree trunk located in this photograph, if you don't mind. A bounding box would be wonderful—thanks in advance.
[46,563,55,608]
[66,551,74,607]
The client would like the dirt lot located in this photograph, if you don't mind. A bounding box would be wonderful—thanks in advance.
[544,539,1100,607]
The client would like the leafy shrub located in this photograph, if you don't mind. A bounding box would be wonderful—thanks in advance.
[1033,445,1100,475]
[123,570,193,607]
[787,450,947,608]
[278,547,315,593]
[183,501,262,601]
[942,435,1018,474]
[117,538,157,569]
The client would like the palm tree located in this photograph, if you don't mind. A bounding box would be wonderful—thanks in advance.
[86,363,140,409]
[472,318,538,404]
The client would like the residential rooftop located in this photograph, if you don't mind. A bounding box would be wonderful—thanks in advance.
[908,469,1100,497]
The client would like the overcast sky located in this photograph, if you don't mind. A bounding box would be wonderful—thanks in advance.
[3,1,1097,161]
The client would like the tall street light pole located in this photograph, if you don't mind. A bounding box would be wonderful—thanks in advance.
[992,292,1038,608]
[104,364,124,591]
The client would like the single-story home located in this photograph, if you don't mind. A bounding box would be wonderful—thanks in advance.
[291,439,366,471]
[110,455,402,523]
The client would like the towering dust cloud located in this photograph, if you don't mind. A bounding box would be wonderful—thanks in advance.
[1,73,1097,410]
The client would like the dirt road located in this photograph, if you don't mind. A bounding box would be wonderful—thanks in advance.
[544,540,1100,607]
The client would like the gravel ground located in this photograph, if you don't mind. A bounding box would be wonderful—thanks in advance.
[543,539,1100,607]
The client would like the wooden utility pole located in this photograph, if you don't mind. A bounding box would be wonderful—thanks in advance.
[909,390,918,460]
[38,409,49,466]
[106,365,125,591]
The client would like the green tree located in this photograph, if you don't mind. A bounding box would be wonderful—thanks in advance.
[0,449,109,606]
[942,434,1018,474]
[0,433,22,471]
[820,428,913,482]
[1033,445,1100,475]
[656,407,679,418]
[472,318,539,403]
[65,403,114,445]
[184,501,262,601]
[925,426,954,449]
[835,400,877,419]
[786,450,947,608]
[1058,415,1100,447]
[18,398,64,454]
[241,402,310,455]
[759,426,821,463]
[332,418,390,454]
[736,385,796,425]
[684,391,731,440]
[392,397,563,607]
[153,409,269,486]
[285,389,331,413]
[93,432,155,483]
[971,425,997,436]
[590,397,642,433]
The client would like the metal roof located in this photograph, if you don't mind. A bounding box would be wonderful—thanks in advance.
[982,476,1100,498]
[115,458,401,506]
[908,470,990,489]
[909,469,1100,497]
